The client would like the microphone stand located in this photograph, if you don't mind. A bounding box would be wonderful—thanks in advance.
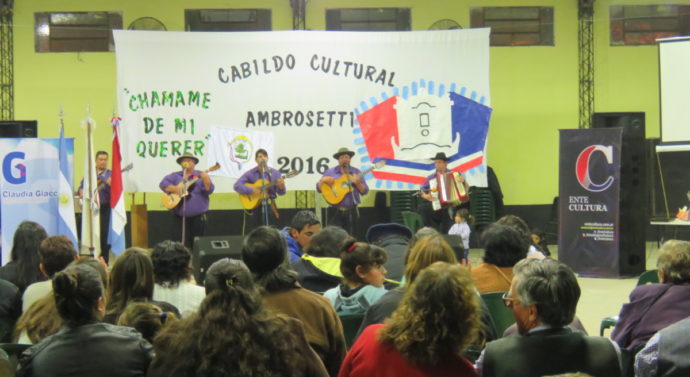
[343,163,360,234]
[180,166,188,247]
[260,161,270,226]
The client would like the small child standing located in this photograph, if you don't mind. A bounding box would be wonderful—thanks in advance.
[448,208,473,264]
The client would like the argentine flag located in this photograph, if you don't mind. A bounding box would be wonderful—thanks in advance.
[57,126,78,251]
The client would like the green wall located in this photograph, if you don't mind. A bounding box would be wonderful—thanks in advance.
[12,0,675,208]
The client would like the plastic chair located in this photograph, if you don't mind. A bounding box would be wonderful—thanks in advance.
[338,313,365,349]
[599,269,660,336]
[480,292,516,337]
[401,211,424,234]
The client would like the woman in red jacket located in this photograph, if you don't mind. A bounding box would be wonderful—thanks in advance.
[339,262,480,377]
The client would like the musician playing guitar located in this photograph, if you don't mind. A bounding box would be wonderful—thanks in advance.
[419,152,469,233]
[159,153,214,248]
[233,149,285,233]
[78,151,112,262]
[317,147,369,236]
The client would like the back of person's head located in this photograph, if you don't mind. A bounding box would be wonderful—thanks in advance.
[117,301,177,343]
[408,227,440,250]
[404,234,457,284]
[107,247,154,317]
[481,223,528,267]
[339,238,387,285]
[10,221,48,288]
[151,257,305,377]
[151,240,192,288]
[496,214,532,245]
[52,263,104,327]
[513,258,580,327]
[242,226,298,292]
[380,262,480,365]
[39,235,77,278]
[305,226,348,257]
[657,239,690,284]
[289,210,320,231]
[13,293,61,344]
[72,257,108,289]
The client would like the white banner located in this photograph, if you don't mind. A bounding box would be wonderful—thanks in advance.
[115,29,492,192]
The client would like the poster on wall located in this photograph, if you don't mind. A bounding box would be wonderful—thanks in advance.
[114,29,493,192]
[559,128,622,277]
[0,138,75,264]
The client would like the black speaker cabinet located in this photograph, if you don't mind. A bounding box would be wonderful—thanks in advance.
[593,112,647,275]
[192,235,245,284]
[0,120,38,138]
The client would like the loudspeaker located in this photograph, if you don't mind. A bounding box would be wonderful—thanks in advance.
[592,112,647,275]
[0,120,38,138]
[192,235,244,284]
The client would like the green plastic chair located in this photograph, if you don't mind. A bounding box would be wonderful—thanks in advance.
[599,269,660,336]
[338,313,365,349]
[480,292,516,337]
[401,211,424,234]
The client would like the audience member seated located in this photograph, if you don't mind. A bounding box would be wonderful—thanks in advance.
[323,239,388,315]
[635,315,690,377]
[16,263,154,377]
[293,226,348,293]
[530,228,551,257]
[496,215,545,259]
[365,223,412,285]
[339,262,480,377]
[22,236,77,312]
[14,257,108,345]
[0,221,48,292]
[151,240,205,317]
[104,247,180,324]
[471,224,527,293]
[243,226,346,377]
[148,258,328,377]
[612,239,690,352]
[280,210,322,262]
[0,278,21,342]
[117,301,178,344]
[477,258,621,377]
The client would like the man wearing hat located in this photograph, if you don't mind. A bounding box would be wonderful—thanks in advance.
[418,152,468,233]
[159,153,214,248]
[317,147,369,236]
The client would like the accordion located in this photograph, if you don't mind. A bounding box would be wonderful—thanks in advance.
[429,171,468,210]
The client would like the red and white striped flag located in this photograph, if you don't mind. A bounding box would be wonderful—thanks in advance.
[108,116,126,255]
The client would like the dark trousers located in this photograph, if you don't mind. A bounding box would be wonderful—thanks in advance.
[242,199,280,235]
[328,207,357,236]
[99,203,111,263]
[172,213,207,249]
[419,201,453,233]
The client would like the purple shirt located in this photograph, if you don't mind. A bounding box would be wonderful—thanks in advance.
[317,165,369,208]
[233,166,286,198]
[159,170,214,217]
[79,169,111,205]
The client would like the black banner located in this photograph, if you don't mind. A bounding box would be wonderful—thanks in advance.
[559,129,622,277]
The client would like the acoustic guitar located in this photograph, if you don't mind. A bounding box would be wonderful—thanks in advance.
[161,163,220,210]
[321,160,386,205]
[239,170,300,210]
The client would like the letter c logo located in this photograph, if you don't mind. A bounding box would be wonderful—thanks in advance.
[3,152,27,184]
[575,145,614,192]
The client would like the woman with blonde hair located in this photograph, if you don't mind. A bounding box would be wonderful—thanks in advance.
[339,262,480,377]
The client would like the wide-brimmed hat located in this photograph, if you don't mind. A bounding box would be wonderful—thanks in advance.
[333,147,355,159]
[365,223,413,243]
[176,153,199,165]
[431,152,449,161]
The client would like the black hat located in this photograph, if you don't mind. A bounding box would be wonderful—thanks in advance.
[366,223,413,243]
[431,152,449,161]
[176,153,199,165]
[333,147,355,159]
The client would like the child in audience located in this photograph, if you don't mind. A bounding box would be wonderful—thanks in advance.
[323,239,388,315]
[448,208,473,264]
[530,228,551,257]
